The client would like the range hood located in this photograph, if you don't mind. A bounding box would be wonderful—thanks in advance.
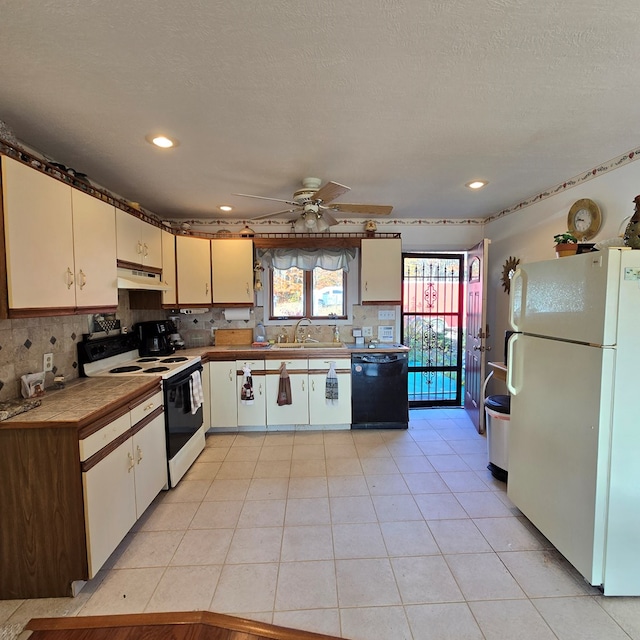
[117,267,170,291]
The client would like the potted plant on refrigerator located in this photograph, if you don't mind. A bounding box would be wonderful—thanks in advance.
[554,232,579,258]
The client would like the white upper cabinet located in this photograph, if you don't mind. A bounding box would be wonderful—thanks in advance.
[115,209,162,269]
[161,230,177,306]
[175,235,212,305]
[211,239,254,304]
[1,156,117,312]
[360,238,402,304]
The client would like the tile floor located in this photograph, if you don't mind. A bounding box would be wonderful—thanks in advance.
[2,408,640,640]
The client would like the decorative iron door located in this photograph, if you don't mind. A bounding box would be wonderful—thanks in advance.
[402,253,464,407]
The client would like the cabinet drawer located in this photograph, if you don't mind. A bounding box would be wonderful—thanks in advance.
[266,358,307,372]
[236,359,265,371]
[130,391,163,425]
[79,412,130,462]
[308,357,351,370]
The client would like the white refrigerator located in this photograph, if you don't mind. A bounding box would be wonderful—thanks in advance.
[507,247,640,596]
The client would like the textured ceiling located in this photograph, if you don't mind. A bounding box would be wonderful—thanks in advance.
[1,0,639,223]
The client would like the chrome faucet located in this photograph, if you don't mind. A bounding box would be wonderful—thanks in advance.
[294,317,313,343]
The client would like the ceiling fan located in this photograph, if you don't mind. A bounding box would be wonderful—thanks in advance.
[233,177,393,233]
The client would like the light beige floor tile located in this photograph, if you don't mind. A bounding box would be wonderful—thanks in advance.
[322,431,355,443]
[5,596,87,625]
[459,452,490,471]
[226,527,283,564]
[170,528,233,565]
[0,600,23,624]
[293,431,325,444]
[79,568,165,615]
[447,439,487,455]
[291,443,325,460]
[224,446,261,462]
[409,429,444,442]
[533,596,632,640]
[112,531,184,568]
[237,499,286,528]
[206,434,236,448]
[263,432,296,445]
[285,497,331,525]
[469,599,558,640]
[281,525,334,561]
[210,563,278,613]
[273,609,341,637]
[416,441,455,455]
[426,454,471,472]
[246,477,289,500]
[253,459,292,478]
[403,472,450,494]
[160,479,211,503]
[439,470,491,492]
[333,522,387,559]
[351,431,385,443]
[328,475,369,497]
[196,446,229,462]
[445,553,526,601]
[473,516,549,552]
[233,433,266,447]
[428,520,493,554]
[454,491,514,518]
[340,605,412,640]
[437,427,477,441]
[325,457,363,476]
[288,476,328,498]
[392,456,435,473]
[203,478,250,501]
[183,461,222,481]
[380,520,440,556]
[258,444,293,461]
[476,468,508,490]
[136,502,198,531]
[372,494,423,522]
[392,555,464,603]
[190,500,243,529]
[386,442,424,457]
[215,460,257,479]
[354,445,393,460]
[499,550,594,597]
[597,596,640,639]
[324,443,358,458]
[405,602,484,640]
[335,558,400,607]
[290,459,327,477]
[144,565,221,612]
[275,561,338,610]
[330,496,377,524]
[360,458,399,475]
[366,474,410,495]
[414,493,466,520]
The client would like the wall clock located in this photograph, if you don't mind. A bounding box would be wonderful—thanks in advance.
[567,198,602,241]
[501,256,520,293]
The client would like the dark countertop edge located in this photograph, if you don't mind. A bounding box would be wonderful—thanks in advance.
[201,345,409,361]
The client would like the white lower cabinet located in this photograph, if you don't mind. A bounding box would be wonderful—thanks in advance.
[308,358,352,425]
[236,359,266,427]
[209,360,238,429]
[82,411,166,578]
[266,359,309,426]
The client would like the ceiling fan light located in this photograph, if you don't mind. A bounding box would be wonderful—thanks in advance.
[293,217,308,233]
[316,216,330,232]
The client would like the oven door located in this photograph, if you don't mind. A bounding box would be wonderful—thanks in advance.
[164,363,204,460]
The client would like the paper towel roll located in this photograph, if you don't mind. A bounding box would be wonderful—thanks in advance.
[223,308,251,321]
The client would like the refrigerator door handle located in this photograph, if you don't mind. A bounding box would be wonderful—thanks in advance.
[506,332,521,395]
[509,268,526,332]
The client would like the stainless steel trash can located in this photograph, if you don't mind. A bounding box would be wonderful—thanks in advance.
[484,394,510,482]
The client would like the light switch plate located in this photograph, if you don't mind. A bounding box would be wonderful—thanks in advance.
[378,309,395,320]
[362,326,373,337]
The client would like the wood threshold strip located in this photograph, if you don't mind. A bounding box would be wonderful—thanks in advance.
[26,610,343,640]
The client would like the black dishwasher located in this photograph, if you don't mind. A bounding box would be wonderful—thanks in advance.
[351,352,409,429]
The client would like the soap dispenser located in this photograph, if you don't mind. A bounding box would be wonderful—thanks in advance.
[333,325,341,343]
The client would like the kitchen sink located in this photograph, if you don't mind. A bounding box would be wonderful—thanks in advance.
[272,342,345,349]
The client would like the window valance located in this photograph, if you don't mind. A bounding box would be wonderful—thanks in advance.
[256,248,357,272]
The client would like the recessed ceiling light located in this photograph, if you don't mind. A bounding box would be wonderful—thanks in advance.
[466,180,488,190]
[145,134,179,148]
[219,205,233,212]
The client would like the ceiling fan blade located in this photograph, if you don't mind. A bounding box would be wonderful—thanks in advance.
[312,181,350,205]
[233,193,299,207]
[328,203,393,215]
[251,208,297,221]
[322,210,339,227]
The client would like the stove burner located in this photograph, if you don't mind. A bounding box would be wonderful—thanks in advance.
[161,357,188,363]
[109,365,143,373]
[137,357,160,363]
[144,366,170,373]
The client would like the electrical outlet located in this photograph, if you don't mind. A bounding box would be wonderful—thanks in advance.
[362,326,373,337]
[43,353,53,372]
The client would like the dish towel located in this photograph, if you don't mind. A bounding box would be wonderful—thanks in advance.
[241,365,254,405]
[277,362,292,406]
[189,370,204,415]
[325,361,339,405]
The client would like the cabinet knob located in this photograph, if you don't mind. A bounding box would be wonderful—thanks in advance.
[144,402,154,411]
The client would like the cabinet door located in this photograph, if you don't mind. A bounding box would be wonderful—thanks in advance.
[161,230,177,306]
[210,360,238,429]
[265,360,309,426]
[360,238,402,304]
[140,221,162,269]
[176,235,212,305]
[308,358,352,425]
[132,414,167,517]
[115,209,144,265]
[236,360,266,427]
[71,189,118,309]
[211,239,254,304]
[2,156,76,309]
[201,362,212,430]
[83,439,137,578]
